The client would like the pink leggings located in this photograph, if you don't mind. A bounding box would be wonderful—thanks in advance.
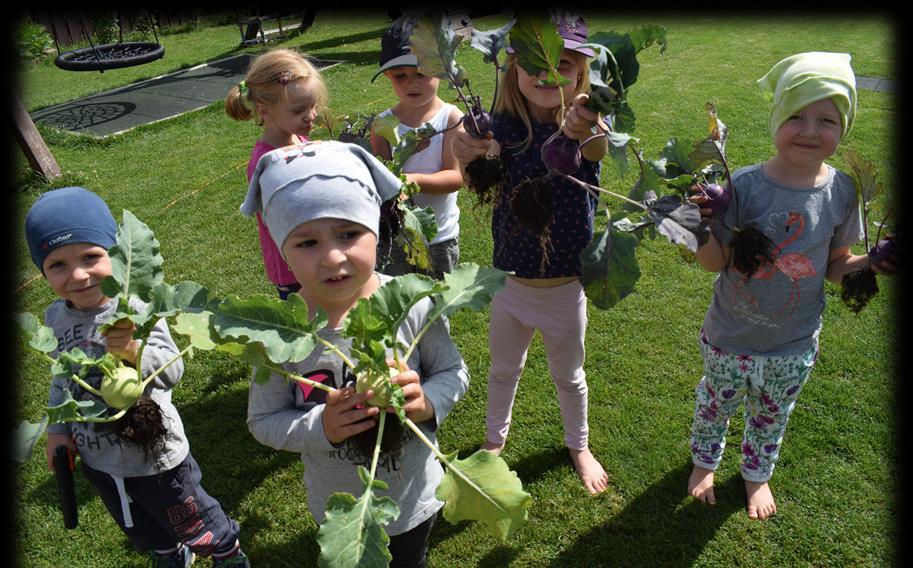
[486,277,589,450]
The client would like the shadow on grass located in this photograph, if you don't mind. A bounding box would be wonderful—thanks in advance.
[548,462,744,567]
[243,511,320,567]
[293,27,387,54]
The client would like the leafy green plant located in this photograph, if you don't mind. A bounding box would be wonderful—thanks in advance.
[16,19,54,62]
[201,263,530,566]
[408,11,514,204]
[839,149,897,312]
[13,210,213,464]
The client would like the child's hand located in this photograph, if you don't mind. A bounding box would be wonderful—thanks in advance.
[387,359,434,423]
[322,386,380,444]
[869,238,900,276]
[687,189,714,219]
[562,94,601,140]
[453,125,499,164]
[46,433,75,471]
[102,318,140,365]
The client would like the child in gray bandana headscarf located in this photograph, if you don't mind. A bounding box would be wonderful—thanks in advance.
[242,140,470,566]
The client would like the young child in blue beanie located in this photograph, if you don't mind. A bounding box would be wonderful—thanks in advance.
[242,141,470,567]
[25,187,250,567]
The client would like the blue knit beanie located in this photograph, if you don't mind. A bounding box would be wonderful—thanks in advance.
[25,187,117,273]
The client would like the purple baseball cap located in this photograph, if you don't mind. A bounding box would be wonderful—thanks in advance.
[508,10,594,58]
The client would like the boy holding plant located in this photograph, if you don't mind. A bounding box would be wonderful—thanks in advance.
[25,187,249,567]
[687,52,897,520]
[369,15,465,279]
[242,141,470,567]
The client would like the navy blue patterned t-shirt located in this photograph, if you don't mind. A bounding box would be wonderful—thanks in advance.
[490,112,600,278]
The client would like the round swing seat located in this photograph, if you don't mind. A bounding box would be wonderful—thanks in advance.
[54,42,164,72]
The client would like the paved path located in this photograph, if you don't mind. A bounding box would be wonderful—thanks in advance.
[30,54,339,137]
[30,62,891,138]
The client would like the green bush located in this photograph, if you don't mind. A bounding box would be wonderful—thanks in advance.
[15,20,53,62]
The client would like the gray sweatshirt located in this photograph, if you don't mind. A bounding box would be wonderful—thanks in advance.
[247,274,470,536]
[45,296,189,476]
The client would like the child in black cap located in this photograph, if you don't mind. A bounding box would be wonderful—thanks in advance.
[25,186,250,567]
[370,14,465,280]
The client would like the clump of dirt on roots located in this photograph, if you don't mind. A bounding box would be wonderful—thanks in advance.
[109,396,169,466]
[841,267,879,313]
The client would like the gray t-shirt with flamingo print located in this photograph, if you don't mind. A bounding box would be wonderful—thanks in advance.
[702,163,863,356]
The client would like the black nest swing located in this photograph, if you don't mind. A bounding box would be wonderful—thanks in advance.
[53,13,164,72]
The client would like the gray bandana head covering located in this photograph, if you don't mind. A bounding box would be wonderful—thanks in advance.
[240,141,403,257]
[758,51,857,139]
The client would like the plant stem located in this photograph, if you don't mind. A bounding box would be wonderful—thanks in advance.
[263,362,338,394]
[560,173,647,210]
[369,411,387,481]
[402,417,510,514]
[68,374,103,397]
[139,344,194,391]
[314,336,357,369]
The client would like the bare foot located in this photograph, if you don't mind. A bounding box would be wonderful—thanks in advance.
[745,480,776,520]
[687,465,716,505]
[481,440,504,456]
[569,448,609,495]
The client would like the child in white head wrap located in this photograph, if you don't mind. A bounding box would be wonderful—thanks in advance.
[685,51,896,523]
[757,51,857,139]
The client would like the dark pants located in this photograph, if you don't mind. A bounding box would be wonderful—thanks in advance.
[388,512,437,568]
[82,453,240,557]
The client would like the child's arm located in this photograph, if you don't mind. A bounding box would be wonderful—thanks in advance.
[404,315,470,429]
[452,124,502,179]
[563,94,608,163]
[247,367,378,452]
[136,316,185,389]
[825,246,870,283]
[45,432,74,471]
[695,231,731,273]
[404,107,465,195]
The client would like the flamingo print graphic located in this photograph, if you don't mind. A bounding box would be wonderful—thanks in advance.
[734,211,817,316]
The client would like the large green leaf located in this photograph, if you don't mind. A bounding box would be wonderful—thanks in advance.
[397,205,437,272]
[102,209,164,302]
[344,274,443,349]
[13,415,49,465]
[843,148,881,207]
[426,263,507,324]
[410,12,465,86]
[15,312,58,354]
[509,12,568,87]
[644,193,708,253]
[213,293,326,364]
[316,467,400,568]
[469,18,515,65]
[435,449,531,541]
[579,222,641,310]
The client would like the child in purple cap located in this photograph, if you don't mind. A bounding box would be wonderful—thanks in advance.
[25,187,249,566]
[452,10,612,495]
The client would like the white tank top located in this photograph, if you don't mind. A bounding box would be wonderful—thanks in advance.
[379,102,460,243]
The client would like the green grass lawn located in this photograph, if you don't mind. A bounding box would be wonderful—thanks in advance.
[12,9,898,567]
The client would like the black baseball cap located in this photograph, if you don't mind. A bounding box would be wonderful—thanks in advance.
[372,16,419,82]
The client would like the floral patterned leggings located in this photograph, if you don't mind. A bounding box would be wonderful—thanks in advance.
[689,330,818,483]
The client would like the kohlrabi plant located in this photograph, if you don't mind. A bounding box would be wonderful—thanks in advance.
[407,10,514,205]
[839,148,899,313]
[13,210,213,465]
[370,114,442,274]
[201,263,530,567]
[319,110,377,153]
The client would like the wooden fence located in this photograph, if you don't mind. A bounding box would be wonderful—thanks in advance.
[24,10,200,50]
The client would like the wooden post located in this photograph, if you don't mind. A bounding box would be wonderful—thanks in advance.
[12,94,62,180]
